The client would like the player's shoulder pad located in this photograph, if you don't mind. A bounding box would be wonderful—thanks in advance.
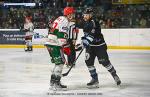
[58,16,68,23]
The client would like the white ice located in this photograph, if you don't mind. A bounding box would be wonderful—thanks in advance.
[0,48,150,97]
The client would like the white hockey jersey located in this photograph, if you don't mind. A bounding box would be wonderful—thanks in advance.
[24,22,34,36]
[52,16,69,33]
[45,16,70,46]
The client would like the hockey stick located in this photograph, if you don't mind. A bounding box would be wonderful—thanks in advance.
[62,48,84,77]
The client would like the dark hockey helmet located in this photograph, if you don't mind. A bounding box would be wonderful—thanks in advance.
[83,7,93,14]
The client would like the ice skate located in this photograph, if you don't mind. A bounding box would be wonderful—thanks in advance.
[25,47,29,52]
[87,79,99,89]
[52,75,67,91]
[25,47,33,52]
[111,73,121,85]
[28,46,33,51]
[53,81,67,91]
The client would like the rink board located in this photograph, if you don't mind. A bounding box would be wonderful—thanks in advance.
[0,29,48,45]
[0,45,150,50]
[0,28,150,50]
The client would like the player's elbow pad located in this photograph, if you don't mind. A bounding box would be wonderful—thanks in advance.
[82,35,94,43]
[86,35,94,43]
[81,35,94,48]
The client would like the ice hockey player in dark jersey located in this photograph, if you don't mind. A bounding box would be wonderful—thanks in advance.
[81,7,121,88]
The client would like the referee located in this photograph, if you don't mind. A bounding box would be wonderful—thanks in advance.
[67,20,78,67]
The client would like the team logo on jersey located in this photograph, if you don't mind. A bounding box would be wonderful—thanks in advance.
[85,53,90,60]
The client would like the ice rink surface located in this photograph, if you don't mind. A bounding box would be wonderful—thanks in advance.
[0,48,150,97]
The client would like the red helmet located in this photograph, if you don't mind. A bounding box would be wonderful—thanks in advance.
[64,7,75,16]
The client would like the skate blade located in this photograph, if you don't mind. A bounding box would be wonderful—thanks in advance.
[87,84,99,89]
[53,87,68,91]
[47,87,67,95]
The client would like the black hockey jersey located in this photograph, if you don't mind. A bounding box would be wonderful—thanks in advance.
[82,19,106,46]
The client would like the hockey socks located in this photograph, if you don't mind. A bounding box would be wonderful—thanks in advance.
[87,66,99,88]
[104,63,121,85]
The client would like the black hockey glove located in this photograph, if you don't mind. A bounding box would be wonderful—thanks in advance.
[75,44,83,51]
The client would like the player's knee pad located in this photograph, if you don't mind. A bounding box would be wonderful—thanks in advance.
[52,64,63,76]
[100,60,116,74]
[87,66,96,71]
[98,58,110,66]
[104,63,113,71]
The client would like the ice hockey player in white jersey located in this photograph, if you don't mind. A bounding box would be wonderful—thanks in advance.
[22,16,34,51]
[45,7,75,91]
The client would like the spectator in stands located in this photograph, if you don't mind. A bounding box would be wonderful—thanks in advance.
[139,17,147,28]
[83,0,94,7]
[147,17,150,28]
[105,18,113,28]
[0,2,150,29]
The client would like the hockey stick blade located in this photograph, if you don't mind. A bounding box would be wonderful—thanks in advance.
[62,49,84,77]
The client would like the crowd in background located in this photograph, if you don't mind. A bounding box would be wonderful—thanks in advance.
[0,0,150,29]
